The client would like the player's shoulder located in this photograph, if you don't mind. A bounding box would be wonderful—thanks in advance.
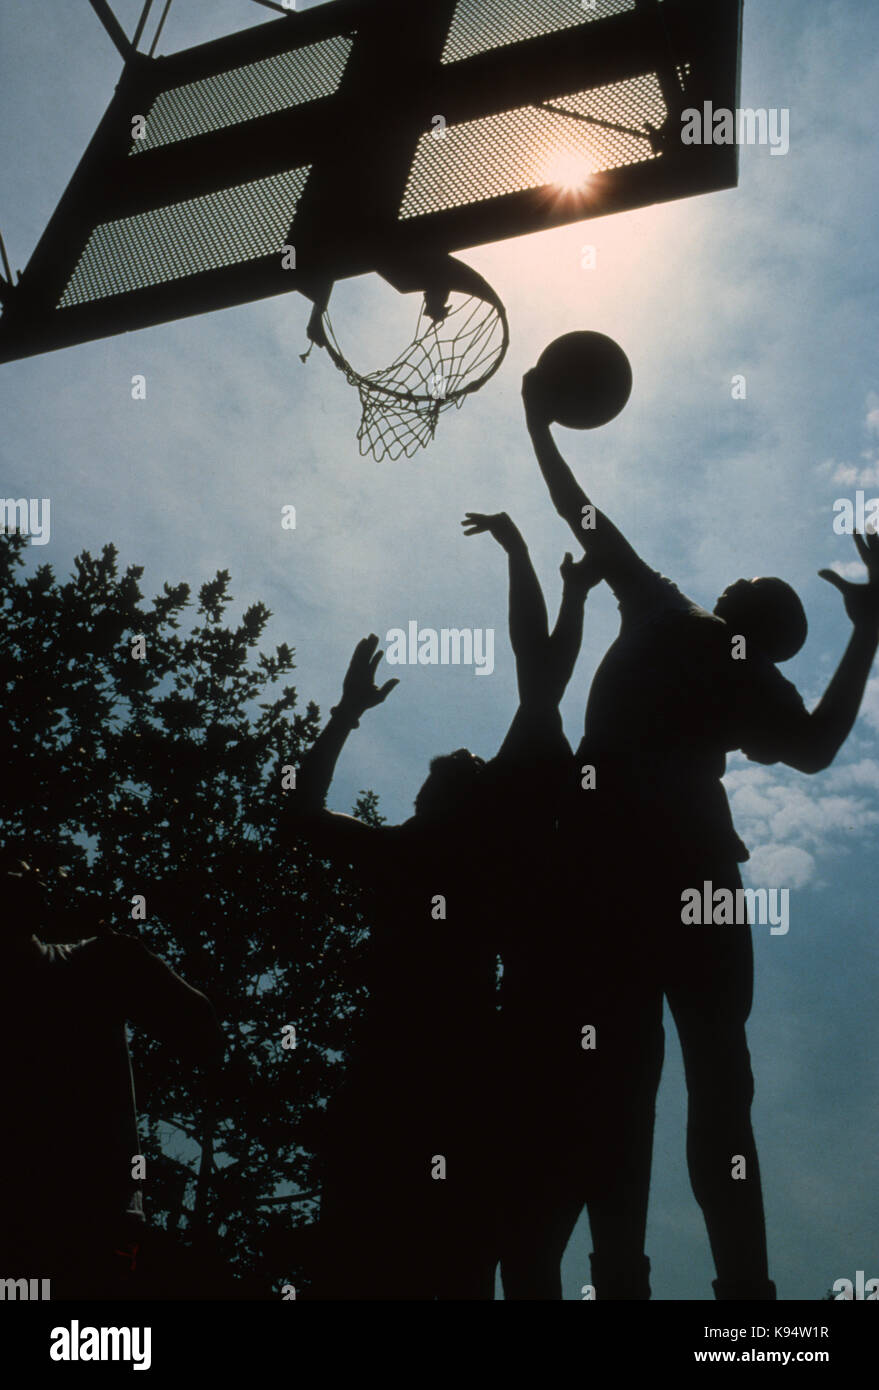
[657,589,725,647]
[655,572,690,602]
[621,569,692,621]
[690,606,732,645]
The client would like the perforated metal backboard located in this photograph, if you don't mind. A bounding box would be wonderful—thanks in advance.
[0,0,742,364]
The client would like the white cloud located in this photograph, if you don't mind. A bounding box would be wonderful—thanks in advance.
[824,757,879,792]
[744,843,815,889]
[830,459,879,488]
[825,394,879,486]
[829,559,868,579]
[725,759,879,891]
[769,790,875,844]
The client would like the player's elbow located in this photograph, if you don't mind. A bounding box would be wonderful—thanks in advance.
[784,744,835,776]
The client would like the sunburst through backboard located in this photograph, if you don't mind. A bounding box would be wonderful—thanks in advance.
[0,0,743,367]
[0,0,742,458]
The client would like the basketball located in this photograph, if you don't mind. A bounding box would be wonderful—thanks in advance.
[534,331,633,429]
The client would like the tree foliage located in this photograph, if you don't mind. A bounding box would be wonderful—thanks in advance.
[0,531,377,1293]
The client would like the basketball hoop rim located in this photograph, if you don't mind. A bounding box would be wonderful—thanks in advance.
[313,256,510,408]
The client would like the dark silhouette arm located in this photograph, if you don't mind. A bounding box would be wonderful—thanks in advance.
[293,634,397,814]
[522,370,652,603]
[547,551,604,699]
[778,535,879,772]
[462,512,549,702]
[292,636,397,816]
[294,705,362,816]
[104,933,225,1065]
[278,635,397,858]
[762,530,879,778]
[462,512,602,706]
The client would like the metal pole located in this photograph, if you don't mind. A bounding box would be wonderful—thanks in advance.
[131,0,156,51]
[87,0,135,60]
[248,0,296,15]
[0,228,13,286]
[148,0,173,57]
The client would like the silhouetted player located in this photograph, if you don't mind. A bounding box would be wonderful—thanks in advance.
[0,856,225,1299]
[523,370,879,1299]
[284,517,599,1299]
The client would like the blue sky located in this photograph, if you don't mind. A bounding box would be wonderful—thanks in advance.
[1,0,878,1299]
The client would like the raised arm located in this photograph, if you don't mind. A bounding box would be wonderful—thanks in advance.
[292,634,398,814]
[462,512,602,708]
[462,511,549,701]
[522,369,652,603]
[783,533,879,773]
[277,635,397,857]
[547,551,604,701]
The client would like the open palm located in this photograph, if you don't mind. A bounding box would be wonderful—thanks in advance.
[339,634,398,715]
[819,530,879,628]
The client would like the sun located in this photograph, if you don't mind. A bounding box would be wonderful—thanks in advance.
[543,152,595,194]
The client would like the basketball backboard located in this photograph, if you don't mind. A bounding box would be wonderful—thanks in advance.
[0,0,743,364]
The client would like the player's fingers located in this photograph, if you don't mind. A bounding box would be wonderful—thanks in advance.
[853,531,871,567]
[818,568,848,593]
[377,679,399,701]
[367,654,384,684]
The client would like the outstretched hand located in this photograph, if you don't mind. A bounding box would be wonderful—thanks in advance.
[560,550,604,593]
[819,530,879,630]
[337,634,399,719]
[461,511,522,550]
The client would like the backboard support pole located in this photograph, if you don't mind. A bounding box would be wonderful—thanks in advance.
[248,0,297,15]
[131,0,156,53]
[0,229,13,286]
[0,229,13,307]
[148,0,174,58]
[87,0,135,62]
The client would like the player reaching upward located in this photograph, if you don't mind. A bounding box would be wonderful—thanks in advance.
[522,367,879,1299]
[281,517,601,1298]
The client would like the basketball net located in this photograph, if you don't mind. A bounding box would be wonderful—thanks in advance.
[302,260,509,461]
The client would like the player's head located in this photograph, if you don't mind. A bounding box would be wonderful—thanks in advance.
[414,748,486,820]
[713,577,807,662]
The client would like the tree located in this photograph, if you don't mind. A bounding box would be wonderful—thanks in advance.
[0,531,378,1293]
